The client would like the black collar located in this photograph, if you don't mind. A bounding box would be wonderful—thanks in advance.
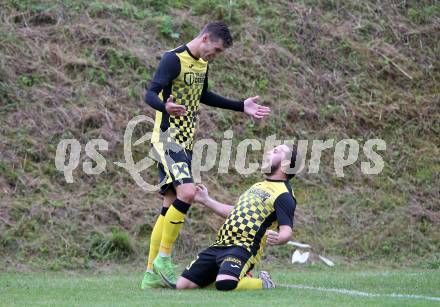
[265,178,288,182]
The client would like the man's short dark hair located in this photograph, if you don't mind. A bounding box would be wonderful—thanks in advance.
[287,145,298,179]
[200,21,233,48]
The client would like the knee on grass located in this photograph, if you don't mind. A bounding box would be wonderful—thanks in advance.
[215,279,238,291]
[176,277,198,290]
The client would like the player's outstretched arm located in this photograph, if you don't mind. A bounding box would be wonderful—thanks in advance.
[200,91,271,120]
[194,184,233,218]
[200,69,271,119]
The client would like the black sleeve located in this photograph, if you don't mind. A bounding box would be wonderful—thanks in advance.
[200,66,244,112]
[144,52,180,113]
[274,193,296,228]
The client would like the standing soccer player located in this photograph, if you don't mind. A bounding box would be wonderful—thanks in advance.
[141,21,271,289]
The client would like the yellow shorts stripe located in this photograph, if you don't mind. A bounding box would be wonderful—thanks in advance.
[152,142,173,185]
[239,255,255,279]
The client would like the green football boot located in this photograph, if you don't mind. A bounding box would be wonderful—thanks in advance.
[140,271,163,289]
[153,256,177,289]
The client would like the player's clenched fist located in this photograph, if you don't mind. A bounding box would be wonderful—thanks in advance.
[165,95,186,116]
[265,230,281,246]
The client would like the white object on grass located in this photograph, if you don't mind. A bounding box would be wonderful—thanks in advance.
[287,241,311,248]
[318,255,335,267]
[291,250,310,264]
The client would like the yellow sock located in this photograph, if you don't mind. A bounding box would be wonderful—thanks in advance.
[159,199,190,255]
[235,277,263,290]
[146,213,165,270]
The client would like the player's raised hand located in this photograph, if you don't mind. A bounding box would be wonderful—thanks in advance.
[243,96,271,120]
[265,230,280,245]
[194,184,209,204]
[165,95,186,116]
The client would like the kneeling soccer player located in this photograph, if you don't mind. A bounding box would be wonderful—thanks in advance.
[171,144,298,290]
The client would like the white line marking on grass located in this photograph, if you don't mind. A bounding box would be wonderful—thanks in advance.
[280,284,440,302]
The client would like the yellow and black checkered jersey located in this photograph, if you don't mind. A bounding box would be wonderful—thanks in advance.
[214,179,296,256]
[145,45,244,150]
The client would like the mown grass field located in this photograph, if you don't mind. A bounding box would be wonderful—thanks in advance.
[1,267,440,306]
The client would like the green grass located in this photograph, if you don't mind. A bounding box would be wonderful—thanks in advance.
[1,268,439,306]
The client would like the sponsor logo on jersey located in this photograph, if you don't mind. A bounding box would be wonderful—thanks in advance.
[184,72,205,86]
[248,187,271,202]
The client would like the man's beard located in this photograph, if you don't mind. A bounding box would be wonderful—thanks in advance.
[262,160,280,175]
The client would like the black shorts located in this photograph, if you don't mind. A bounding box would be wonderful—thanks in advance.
[181,245,252,288]
[151,142,193,195]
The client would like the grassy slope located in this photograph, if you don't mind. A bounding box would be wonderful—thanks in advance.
[0,0,439,268]
[1,268,440,306]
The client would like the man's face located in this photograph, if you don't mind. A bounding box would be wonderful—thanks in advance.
[262,144,292,175]
[200,34,225,61]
